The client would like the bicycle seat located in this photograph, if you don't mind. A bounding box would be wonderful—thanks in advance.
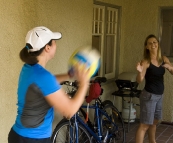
[93,77,107,83]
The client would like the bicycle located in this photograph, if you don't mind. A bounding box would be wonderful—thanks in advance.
[51,77,126,143]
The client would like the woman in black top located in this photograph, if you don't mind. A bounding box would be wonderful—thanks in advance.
[135,34,173,143]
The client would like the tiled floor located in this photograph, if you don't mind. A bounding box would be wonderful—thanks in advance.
[125,121,173,143]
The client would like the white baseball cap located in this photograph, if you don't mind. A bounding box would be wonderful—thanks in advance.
[25,26,62,52]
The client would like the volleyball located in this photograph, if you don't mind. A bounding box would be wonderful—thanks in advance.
[68,46,101,78]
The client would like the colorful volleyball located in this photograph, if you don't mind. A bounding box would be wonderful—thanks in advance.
[68,46,100,78]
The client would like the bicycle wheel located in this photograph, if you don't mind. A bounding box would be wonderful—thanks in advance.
[101,104,126,143]
[51,118,91,143]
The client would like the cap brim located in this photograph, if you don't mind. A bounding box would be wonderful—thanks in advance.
[52,32,62,40]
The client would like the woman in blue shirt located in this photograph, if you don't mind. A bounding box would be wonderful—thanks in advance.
[8,26,90,143]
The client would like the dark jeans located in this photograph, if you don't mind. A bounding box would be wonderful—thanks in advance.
[8,128,51,143]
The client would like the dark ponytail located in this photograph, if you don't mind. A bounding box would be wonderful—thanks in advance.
[19,40,53,65]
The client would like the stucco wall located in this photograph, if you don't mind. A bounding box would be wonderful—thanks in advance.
[1,0,173,143]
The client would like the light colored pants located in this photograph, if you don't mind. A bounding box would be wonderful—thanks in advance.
[140,89,163,125]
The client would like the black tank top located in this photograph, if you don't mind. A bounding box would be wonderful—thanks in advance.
[144,62,165,94]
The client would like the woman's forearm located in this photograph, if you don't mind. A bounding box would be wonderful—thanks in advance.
[136,72,144,83]
[55,73,70,83]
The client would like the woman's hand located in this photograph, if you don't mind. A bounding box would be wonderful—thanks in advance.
[136,61,143,73]
[162,63,173,73]
[73,63,90,86]
[162,63,171,70]
[162,56,173,75]
[136,60,148,83]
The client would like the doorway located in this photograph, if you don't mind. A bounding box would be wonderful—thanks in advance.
[159,8,173,57]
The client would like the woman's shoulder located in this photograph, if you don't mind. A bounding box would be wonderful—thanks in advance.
[162,55,168,62]
[141,59,150,68]
[32,64,56,83]
[141,59,148,63]
[162,55,171,64]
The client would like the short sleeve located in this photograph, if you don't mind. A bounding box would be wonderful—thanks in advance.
[36,71,61,96]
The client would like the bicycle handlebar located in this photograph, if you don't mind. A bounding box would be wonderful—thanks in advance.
[60,80,78,87]
[60,77,107,87]
[92,77,107,83]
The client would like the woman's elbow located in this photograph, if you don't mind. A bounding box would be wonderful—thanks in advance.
[136,77,143,83]
[136,79,141,83]
[60,109,76,120]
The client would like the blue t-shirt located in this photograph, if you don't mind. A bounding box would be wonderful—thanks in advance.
[12,64,61,138]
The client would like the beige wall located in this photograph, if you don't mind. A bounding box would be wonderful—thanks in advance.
[1,0,173,142]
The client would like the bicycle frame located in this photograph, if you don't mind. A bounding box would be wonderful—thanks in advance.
[69,100,118,143]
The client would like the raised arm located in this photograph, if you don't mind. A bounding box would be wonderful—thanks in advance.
[45,63,90,119]
[55,73,71,83]
[136,60,148,83]
[162,56,173,75]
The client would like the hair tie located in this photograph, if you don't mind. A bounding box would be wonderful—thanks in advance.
[25,45,29,49]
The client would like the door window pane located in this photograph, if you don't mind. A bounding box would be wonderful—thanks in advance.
[160,8,173,57]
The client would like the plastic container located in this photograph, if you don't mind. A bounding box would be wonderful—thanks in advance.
[123,101,131,109]
[122,107,136,123]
